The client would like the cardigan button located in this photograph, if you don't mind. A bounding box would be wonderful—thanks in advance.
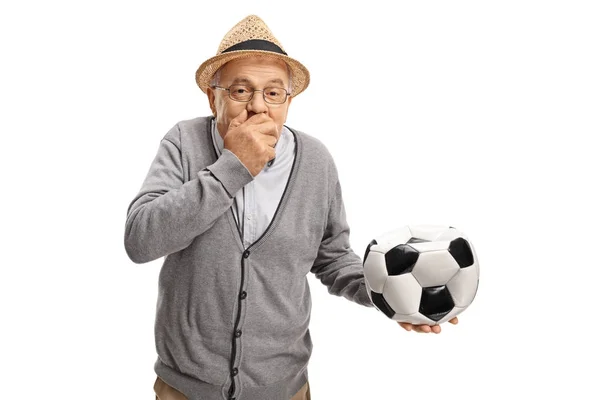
[243,250,250,258]
[239,291,247,300]
[231,368,239,376]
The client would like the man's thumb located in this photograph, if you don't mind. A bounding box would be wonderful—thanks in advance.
[229,109,248,129]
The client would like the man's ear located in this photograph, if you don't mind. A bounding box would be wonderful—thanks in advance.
[207,88,217,116]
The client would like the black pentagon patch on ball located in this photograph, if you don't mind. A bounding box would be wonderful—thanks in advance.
[448,237,474,268]
[419,285,454,321]
[363,239,377,266]
[407,237,430,244]
[385,244,419,275]
[370,291,395,319]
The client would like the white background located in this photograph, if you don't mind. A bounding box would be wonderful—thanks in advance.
[1,1,599,399]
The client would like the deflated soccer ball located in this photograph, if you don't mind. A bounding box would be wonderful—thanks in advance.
[363,225,479,325]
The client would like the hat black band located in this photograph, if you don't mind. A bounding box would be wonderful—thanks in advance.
[222,39,288,56]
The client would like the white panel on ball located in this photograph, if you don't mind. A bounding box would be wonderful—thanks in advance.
[407,240,450,253]
[446,265,479,307]
[435,227,465,241]
[362,250,388,293]
[411,250,460,288]
[374,225,412,252]
[395,312,436,325]
[471,242,480,267]
[408,224,450,241]
[382,274,422,315]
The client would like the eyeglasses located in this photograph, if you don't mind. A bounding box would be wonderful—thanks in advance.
[211,84,290,104]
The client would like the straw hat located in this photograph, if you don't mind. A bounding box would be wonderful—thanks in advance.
[195,15,310,97]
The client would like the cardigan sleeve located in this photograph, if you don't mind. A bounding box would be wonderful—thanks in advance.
[124,123,253,264]
[310,178,375,308]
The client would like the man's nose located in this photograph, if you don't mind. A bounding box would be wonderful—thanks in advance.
[247,91,268,114]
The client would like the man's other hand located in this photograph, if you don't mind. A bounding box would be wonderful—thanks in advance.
[397,316,459,334]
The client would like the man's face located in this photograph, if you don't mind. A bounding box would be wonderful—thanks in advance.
[207,56,292,140]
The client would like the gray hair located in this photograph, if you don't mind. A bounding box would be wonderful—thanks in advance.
[209,68,222,87]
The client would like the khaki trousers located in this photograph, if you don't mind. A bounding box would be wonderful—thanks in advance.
[154,376,311,400]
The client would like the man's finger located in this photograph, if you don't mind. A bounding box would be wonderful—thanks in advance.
[255,121,279,138]
[258,134,277,148]
[398,322,412,331]
[245,112,271,124]
[449,317,459,325]
[418,325,431,333]
[432,325,441,334]
[229,109,248,129]
[266,146,276,161]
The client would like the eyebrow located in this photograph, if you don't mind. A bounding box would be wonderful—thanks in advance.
[231,77,252,85]
[267,78,286,86]
[230,77,287,87]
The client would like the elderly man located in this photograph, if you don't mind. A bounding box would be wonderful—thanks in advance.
[124,15,457,400]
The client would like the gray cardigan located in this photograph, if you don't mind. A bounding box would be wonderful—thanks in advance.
[124,116,373,400]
